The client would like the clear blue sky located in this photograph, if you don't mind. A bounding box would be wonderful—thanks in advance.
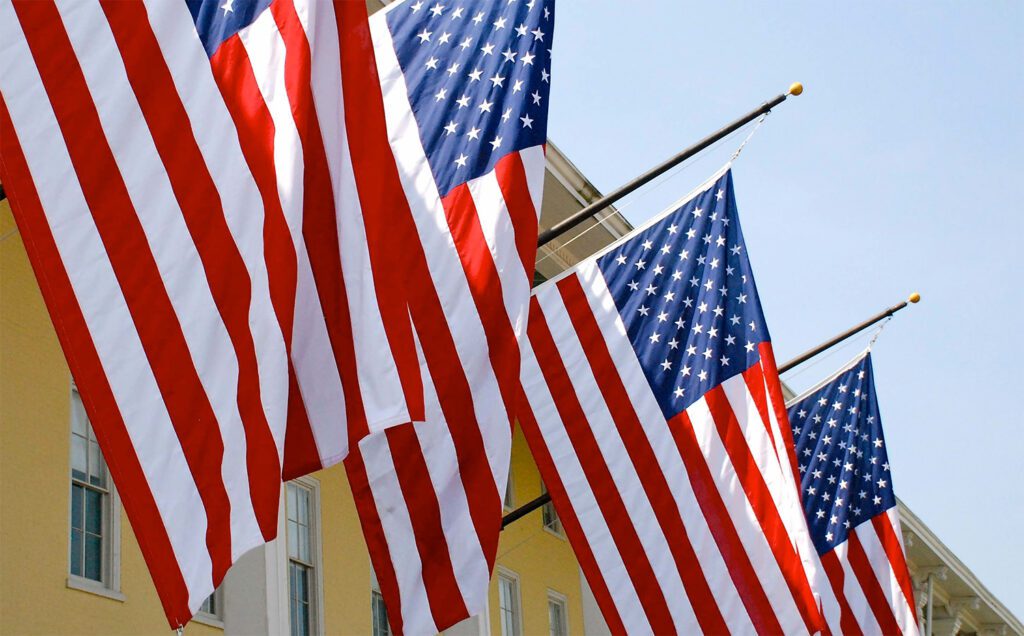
[548,1,1024,617]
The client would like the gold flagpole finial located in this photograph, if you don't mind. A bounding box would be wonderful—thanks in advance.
[908,292,921,304]
[788,82,804,96]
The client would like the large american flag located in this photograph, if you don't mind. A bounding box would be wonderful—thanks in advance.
[788,352,919,635]
[0,0,551,629]
[518,168,827,634]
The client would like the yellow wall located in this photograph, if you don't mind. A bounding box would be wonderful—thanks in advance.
[0,203,223,635]
[1,199,586,635]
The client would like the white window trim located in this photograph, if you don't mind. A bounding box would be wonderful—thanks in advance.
[193,585,226,629]
[539,481,565,540]
[503,466,515,512]
[67,383,122,598]
[282,476,325,636]
[546,589,570,636]
[496,566,524,636]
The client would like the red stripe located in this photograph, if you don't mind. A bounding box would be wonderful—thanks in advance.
[339,0,503,587]
[758,342,803,487]
[515,394,627,636]
[282,365,322,479]
[847,531,903,635]
[344,451,405,635]
[100,0,281,539]
[0,97,192,628]
[13,0,233,581]
[667,412,783,635]
[493,153,539,279]
[440,183,520,423]
[527,297,676,634]
[741,362,779,459]
[819,549,865,636]
[872,514,919,623]
[270,0,370,447]
[334,0,424,430]
[205,38,320,473]
[556,276,728,634]
[703,387,824,634]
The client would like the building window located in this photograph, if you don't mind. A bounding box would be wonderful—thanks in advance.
[371,590,391,636]
[540,480,562,535]
[69,387,118,590]
[197,585,224,623]
[548,592,568,636]
[286,480,321,636]
[498,570,523,636]
[503,464,515,510]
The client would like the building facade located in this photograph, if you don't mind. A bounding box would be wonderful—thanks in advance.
[1,134,1020,634]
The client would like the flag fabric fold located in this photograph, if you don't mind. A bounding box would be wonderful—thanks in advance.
[0,0,552,629]
[788,351,919,635]
[518,168,828,635]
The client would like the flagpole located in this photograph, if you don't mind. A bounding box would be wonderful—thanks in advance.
[535,82,804,249]
[501,292,921,529]
[0,185,6,202]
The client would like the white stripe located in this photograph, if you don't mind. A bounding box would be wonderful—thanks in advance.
[834,542,884,635]
[854,520,918,634]
[357,434,437,635]
[686,397,810,632]
[237,10,348,461]
[575,263,755,634]
[519,145,546,220]
[467,170,531,336]
[520,343,652,635]
[534,285,699,632]
[369,17,512,488]
[137,0,291,452]
[57,0,264,560]
[0,8,211,609]
[412,340,490,612]
[296,0,411,435]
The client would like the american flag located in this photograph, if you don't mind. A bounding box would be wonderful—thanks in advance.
[788,352,919,635]
[0,0,550,629]
[518,168,827,634]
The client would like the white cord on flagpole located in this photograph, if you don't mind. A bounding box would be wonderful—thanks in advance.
[865,316,892,352]
[534,115,771,270]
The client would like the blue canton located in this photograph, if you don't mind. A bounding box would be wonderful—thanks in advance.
[788,353,897,555]
[386,0,553,197]
[596,171,769,420]
[186,0,273,58]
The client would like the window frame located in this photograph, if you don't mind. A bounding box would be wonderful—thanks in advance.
[540,480,563,537]
[285,477,324,636]
[503,463,515,511]
[496,567,524,636]
[193,585,226,628]
[547,589,569,636]
[66,384,123,601]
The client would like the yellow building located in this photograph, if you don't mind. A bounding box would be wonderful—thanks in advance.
[0,141,632,636]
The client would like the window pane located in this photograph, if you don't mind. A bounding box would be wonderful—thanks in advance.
[498,575,520,636]
[70,528,84,577]
[89,440,107,488]
[85,488,104,535]
[71,484,84,531]
[287,519,299,559]
[71,391,87,435]
[371,590,391,636]
[289,562,310,636]
[287,484,298,522]
[71,434,88,481]
[549,598,567,636]
[84,533,103,581]
[200,591,218,616]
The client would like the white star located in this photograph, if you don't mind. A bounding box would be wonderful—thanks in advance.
[459,37,473,50]
[679,249,689,261]
[663,291,675,302]
[531,90,543,105]
[466,126,481,140]
[501,47,517,63]
[451,6,464,18]
[521,51,535,66]
[668,338,679,349]
[444,121,458,135]
[468,68,483,82]
[502,108,512,122]
[493,16,507,29]
[668,224,678,235]
[645,284,657,296]
[716,235,726,247]
[635,259,646,270]
[877,478,887,489]
[681,364,691,377]
[661,359,672,371]
[657,311,669,323]
[660,244,672,255]
[730,244,743,256]
[674,386,685,398]
[715,189,724,200]
[720,355,730,366]
[429,2,444,17]
[478,99,493,113]
[410,0,424,12]
[489,136,503,151]
[220,0,234,15]
[671,270,683,281]
[456,95,471,108]
[692,207,703,218]
[480,42,495,56]
[454,154,468,168]
[638,305,649,316]
[520,114,534,128]
[648,332,660,344]
[434,87,447,101]
[698,370,708,381]
[686,345,696,356]
[627,280,639,291]
[512,79,525,93]
[425,56,439,70]
[735,293,747,304]
[490,73,506,88]
[615,254,627,266]
[541,68,550,82]
[531,27,545,41]
[417,29,433,43]
[744,341,756,353]
[515,23,529,36]
[472,11,484,24]
[438,31,452,44]
[447,62,461,76]
[686,228,696,239]
[725,335,736,346]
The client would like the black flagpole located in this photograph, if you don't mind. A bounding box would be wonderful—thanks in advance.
[536,82,804,249]
[501,293,921,529]
[0,185,5,202]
